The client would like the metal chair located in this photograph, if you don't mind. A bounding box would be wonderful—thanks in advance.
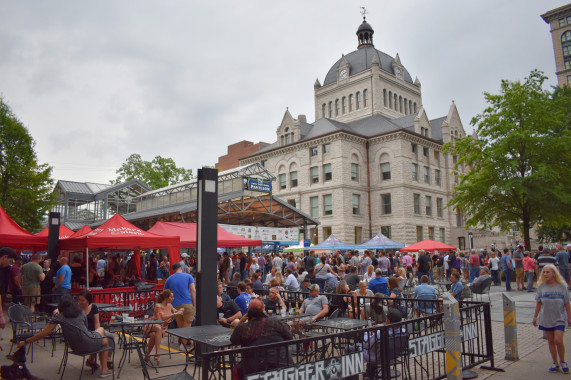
[469,277,493,303]
[134,341,192,380]
[6,304,51,361]
[57,321,115,380]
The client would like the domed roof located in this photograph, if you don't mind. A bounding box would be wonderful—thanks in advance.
[322,46,414,86]
[357,20,373,33]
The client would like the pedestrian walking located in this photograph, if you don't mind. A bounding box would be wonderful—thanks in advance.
[533,264,571,374]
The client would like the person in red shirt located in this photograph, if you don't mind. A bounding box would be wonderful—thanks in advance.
[523,252,536,293]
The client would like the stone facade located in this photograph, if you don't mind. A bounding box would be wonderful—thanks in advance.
[542,4,571,87]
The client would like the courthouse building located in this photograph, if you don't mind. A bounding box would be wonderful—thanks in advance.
[542,3,571,87]
[239,17,472,248]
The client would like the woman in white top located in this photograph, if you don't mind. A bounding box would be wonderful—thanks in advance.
[363,265,375,282]
[488,252,500,286]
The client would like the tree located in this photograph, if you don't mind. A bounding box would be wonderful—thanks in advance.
[112,154,193,189]
[444,71,571,249]
[0,97,56,232]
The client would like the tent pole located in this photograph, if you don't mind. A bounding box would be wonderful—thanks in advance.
[86,248,90,290]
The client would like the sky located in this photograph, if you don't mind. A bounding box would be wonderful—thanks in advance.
[0,1,567,185]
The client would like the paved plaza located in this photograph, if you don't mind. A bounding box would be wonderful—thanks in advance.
[0,283,567,379]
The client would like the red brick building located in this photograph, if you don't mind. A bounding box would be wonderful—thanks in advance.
[215,140,269,171]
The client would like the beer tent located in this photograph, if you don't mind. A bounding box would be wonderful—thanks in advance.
[0,205,47,251]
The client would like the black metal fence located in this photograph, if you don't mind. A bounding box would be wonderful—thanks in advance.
[199,299,495,380]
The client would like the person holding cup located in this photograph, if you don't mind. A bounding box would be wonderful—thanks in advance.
[216,295,242,328]
[144,289,183,364]
[263,287,287,315]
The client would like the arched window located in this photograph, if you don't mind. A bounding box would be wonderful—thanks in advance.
[414,102,417,113]
[322,104,326,118]
[342,96,347,114]
[335,99,340,116]
[399,96,403,113]
[363,89,369,107]
[404,98,408,114]
[409,100,413,113]
[356,92,362,109]
[393,94,397,110]
[383,89,387,107]
[563,31,571,69]
[349,94,354,112]
[328,101,333,118]
[280,136,284,145]
[388,91,393,109]
[285,127,290,144]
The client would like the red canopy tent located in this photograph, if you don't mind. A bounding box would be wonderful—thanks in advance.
[59,214,180,288]
[401,239,457,252]
[36,225,75,239]
[68,225,93,238]
[147,221,262,248]
[0,205,47,251]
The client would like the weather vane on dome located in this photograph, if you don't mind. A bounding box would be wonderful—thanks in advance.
[360,7,368,21]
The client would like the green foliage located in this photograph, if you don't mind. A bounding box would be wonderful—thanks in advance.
[0,97,56,232]
[537,224,571,244]
[444,70,571,249]
[112,154,193,189]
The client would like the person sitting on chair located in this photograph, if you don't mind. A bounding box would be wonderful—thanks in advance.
[18,294,115,378]
[449,272,463,301]
[145,289,183,364]
[290,284,329,336]
[468,267,491,291]
[414,275,438,317]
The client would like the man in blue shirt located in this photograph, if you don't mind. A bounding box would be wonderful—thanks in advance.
[54,256,72,302]
[555,243,571,288]
[449,272,463,301]
[414,275,438,316]
[368,268,389,296]
[164,262,196,334]
[234,282,253,316]
[501,249,513,291]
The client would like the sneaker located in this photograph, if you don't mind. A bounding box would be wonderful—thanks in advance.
[99,371,112,378]
[549,363,560,373]
[561,362,569,374]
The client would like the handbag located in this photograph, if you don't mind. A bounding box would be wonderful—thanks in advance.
[232,318,267,380]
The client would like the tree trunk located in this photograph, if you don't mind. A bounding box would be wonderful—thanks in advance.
[522,208,531,250]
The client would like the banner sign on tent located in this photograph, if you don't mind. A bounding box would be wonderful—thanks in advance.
[246,178,272,193]
[220,224,299,244]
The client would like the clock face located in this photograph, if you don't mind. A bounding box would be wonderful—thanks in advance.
[340,69,347,79]
[395,68,402,78]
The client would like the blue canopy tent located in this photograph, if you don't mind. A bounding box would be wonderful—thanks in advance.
[304,234,356,251]
[355,232,405,250]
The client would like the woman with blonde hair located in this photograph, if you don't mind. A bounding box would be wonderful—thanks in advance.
[533,264,571,374]
[363,265,375,283]
[274,271,285,287]
[144,289,183,364]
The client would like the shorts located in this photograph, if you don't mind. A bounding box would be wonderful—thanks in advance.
[22,287,41,306]
[174,304,195,328]
[515,268,524,280]
[539,325,565,332]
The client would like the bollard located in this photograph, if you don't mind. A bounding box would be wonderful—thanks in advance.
[503,293,519,361]
[443,292,462,380]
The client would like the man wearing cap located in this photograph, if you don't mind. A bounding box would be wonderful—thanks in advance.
[537,246,557,273]
[368,268,389,296]
[469,267,491,292]
[298,284,329,323]
[555,243,571,289]
[164,262,196,336]
[178,253,190,274]
[501,248,513,291]
[513,245,525,291]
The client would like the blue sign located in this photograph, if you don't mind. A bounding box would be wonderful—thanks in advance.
[247,178,272,192]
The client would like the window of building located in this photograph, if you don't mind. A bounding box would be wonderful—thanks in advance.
[290,171,298,188]
[287,199,296,208]
[566,60,571,70]
[310,147,318,156]
[416,226,423,242]
[434,151,439,161]
[323,226,332,239]
[383,89,387,107]
[363,89,368,107]
[381,162,391,180]
[423,166,430,184]
[352,194,360,215]
[285,133,290,144]
[568,75,571,85]
[310,196,319,217]
[351,163,359,181]
[439,228,445,243]
[453,155,458,164]
[328,101,333,118]
[412,143,417,153]
[349,94,353,112]
[425,196,432,216]
[435,169,441,186]
[323,164,332,181]
[310,166,319,183]
[428,227,434,240]
[356,92,362,109]
[568,16,571,24]
[399,96,403,113]
[423,147,429,156]
[560,18,567,27]
[381,193,391,214]
[342,96,347,114]
[322,104,326,118]
[414,194,421,214]
[437,198,443,217]
[414,103,417,113]
[323,194,333,216]
[261,160,267,168]
[381,226,391,239]
[279,173,286,189]
[323,143,331,154]
[335,99,340,116]
[389,91,393,108]
[412,163,418,181]
[354,226,362,244]
[394,94,398,110]
[456,209,463,227]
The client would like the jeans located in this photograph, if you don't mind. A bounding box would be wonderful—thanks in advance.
[491,269,500,285]
[469,266,480,283]
[315,278,326,292]
[504,269,513,290]
[53,287,70,303]
[526,271,534,291]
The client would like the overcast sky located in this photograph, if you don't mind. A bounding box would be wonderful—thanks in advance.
[0,1,566,185]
